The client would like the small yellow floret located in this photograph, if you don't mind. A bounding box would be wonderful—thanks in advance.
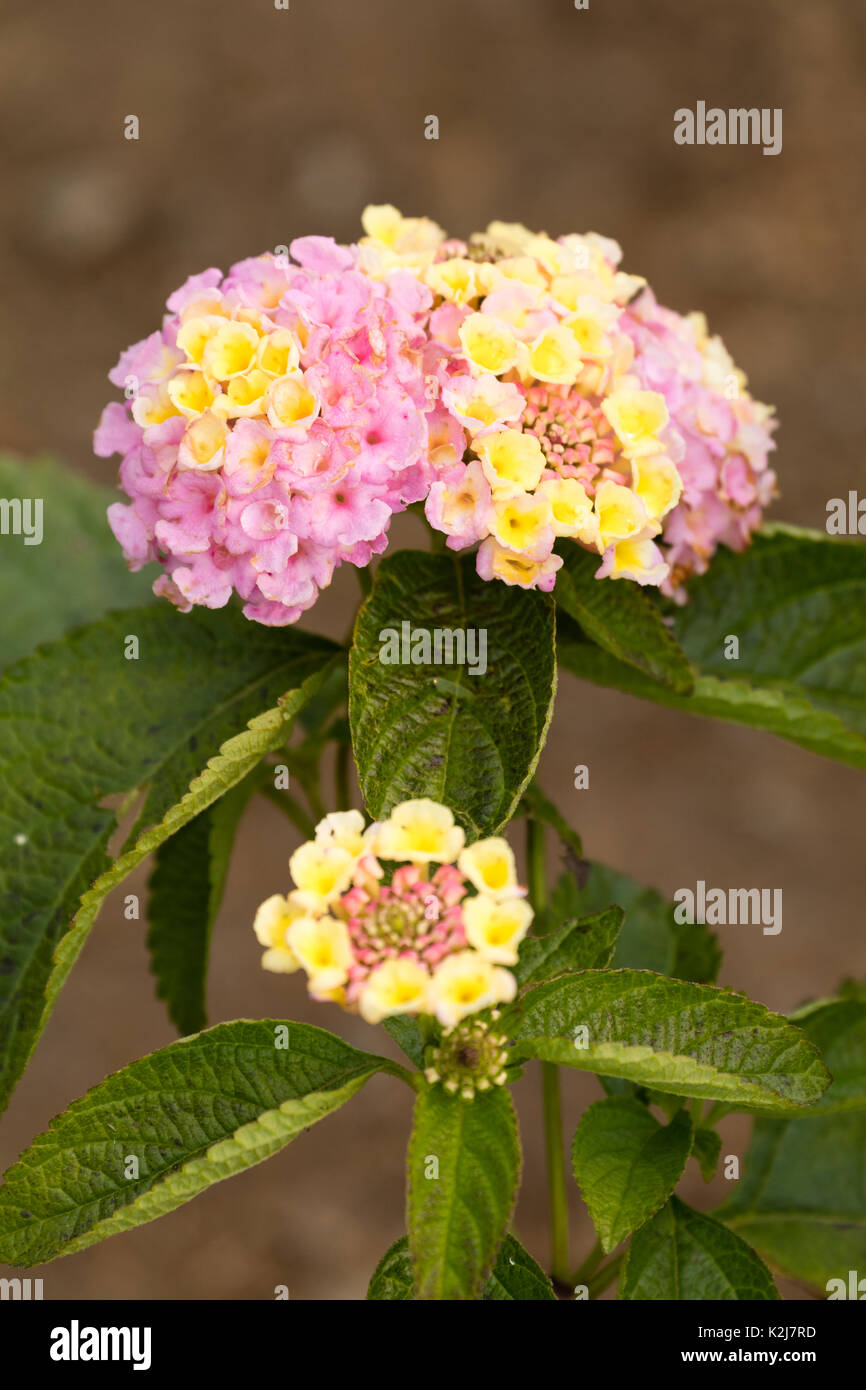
[375,799,465,865]
[476,429,546,497]
[462,894,534,965]
[458,838,519,898]
[359,959,430,1025]
[458,313,519,376]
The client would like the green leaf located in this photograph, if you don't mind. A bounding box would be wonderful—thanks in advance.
[146,772,259,1035]
[0,454,154,671]
[0,1020,395,1266]
[718,1110,866,1290]
[554,543,693,693]
[482,1232,557,1300]
[0,605,338,1116]
[559,527,866,771]
[514,908,623,988]
[574,863,721,984]
[383,1013,438,1071]
[503,969,831,1113]
[692,1126,723,1182]
[366,1232,555,1301]
[785,999,866,1114]
[717,996,866,1287]
[572,1098,693,1253]
[407,1084,521,1299]
[366,1236,416,1300]
[620,1196,780,1300]
[349,551,557,837]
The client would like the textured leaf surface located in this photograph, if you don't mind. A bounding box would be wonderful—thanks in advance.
[514,908,623,988]
[0,1021,390,1266]
[620,1197,779,1300]
[0,454,153,671]
[146,773,259,1034]
[366,1232,554,1301]
[407,1084,521,1299]
[718,999,866,1286]
[572,1098,693,1253]
[718,1111,866,1289]
[554,543,692,693]
[349,551,556,837]
[382,1013,437,1072]
[559,528,866,770]
[504,970,830,1112]
[785,999,866,1114]
[0,605,337,1114]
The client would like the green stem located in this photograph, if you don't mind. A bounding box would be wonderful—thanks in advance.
[355,565,372,597]
[526,816,571,1286]
[258,783,316,839]
[335,741,351,812]
[570,1238,604,1289]
[704,1101,730,1127]
[586,1251,623,1299]
[300,775,327,823]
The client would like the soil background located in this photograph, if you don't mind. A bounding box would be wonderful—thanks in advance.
[1,0,865,1299]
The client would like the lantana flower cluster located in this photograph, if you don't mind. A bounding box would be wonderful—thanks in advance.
[96,239,433,625]
[97,208,776,621]
[253,800,531,1031]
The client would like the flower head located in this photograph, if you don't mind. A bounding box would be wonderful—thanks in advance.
[253,800,531,1038]
[99,209,776,614]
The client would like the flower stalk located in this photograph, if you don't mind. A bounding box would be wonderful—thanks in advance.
[526,815,571,1287]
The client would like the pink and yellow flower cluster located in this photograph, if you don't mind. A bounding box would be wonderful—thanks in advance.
[97,209,776,620]
[96,238,433,625]
[253,801,531,1030]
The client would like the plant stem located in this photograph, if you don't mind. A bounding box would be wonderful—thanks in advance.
[355,565,372,597]
[258,782,316,839]
[526,816,571,1286]
[570,1238,604,1289]
[586,1251,623,1300]
[335,740,351,812]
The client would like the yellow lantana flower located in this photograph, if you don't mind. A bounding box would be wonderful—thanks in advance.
[491,492,553,555]
[526,325,583,385]
[253,893,305,974]
[631,454,683,524]
[476,429,546,497]
[428,951,517,1030]
[602,389,669,457]
[375,799,465,865]
[458,313,520,376]
[288,840,356,909]
[594,479,650,546]
[536,477,600,546]
[359,959,430,1025]
[286,914,353,993]
[458,838,519,898]
[463,894,534,965]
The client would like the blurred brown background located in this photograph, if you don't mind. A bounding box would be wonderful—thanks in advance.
[1,0,865,1299]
